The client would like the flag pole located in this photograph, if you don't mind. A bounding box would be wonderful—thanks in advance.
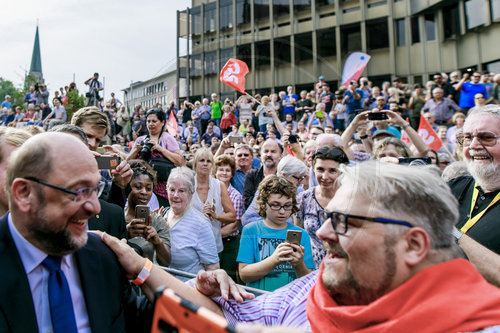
[244,92,261,105]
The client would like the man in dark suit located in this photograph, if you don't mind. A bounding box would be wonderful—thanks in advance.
[0,132,151,332]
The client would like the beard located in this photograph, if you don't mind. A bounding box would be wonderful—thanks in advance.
[263,158,276,169]
[321,235,397,306]
[466,150,500,191]
[30,206,88,256]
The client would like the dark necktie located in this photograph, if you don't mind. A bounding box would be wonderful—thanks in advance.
[42,256,78,333]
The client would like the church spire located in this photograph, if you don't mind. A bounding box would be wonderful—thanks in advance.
[29,24,44,83]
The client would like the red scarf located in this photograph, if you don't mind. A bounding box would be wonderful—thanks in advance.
[306,259,500,332]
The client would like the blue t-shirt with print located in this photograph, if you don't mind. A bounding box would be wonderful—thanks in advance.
[237,220,315,292]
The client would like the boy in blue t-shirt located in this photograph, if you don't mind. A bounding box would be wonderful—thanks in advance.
[237,175,315,292]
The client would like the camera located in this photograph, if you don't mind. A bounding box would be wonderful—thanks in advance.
[139,138,154,161]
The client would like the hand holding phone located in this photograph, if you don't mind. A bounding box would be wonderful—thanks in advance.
[286,230,302,252]
[368,112,388,121]
[95,155,121,170]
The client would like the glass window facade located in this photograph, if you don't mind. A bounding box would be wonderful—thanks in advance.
[191,6,202,35]
[411,16,420,43]
[236,0,251,25]
[367,19,389,49]
[341,25,361,54]
[294,0,311,12]
[490,0,500,20]
[255,41,271,68]
[274,0,290,17]
[205,2,216,32]
[465,0,486,29]
[295,32,313,62]
[220,0,233,29]
[425,14,436,41]
[254,0,270,21]
[190,54,202,77]
[443,3,460,39]
[205,51,217,74]
[396,18,405,46]
[317,28,336,58]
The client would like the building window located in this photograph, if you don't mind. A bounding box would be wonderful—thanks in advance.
[294,0,311,12]
[274,37,291,65]
[274,0,290,17]
[367,19,389,50]
[295,32,313,62]
[220,0,233,29]
[205,2,216,32]
[190,54,202,77]
[395,19,405,46]
[465,0,486,29]
[254,0,270,21]
[236,0,251,25]
[205,51,217,75]
[317,28,336,58]
[191,6,202,35]
[237,44,252,66]
[255,41,270,68]
[425,14,436,40]
[341,24,361,54]
[220,48,233,70]
[411,16,420,43]
[443,3,460,39]
[316,0,335,6]
[490,0,500,20]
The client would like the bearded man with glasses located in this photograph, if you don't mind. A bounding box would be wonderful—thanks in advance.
[449,105,500,286]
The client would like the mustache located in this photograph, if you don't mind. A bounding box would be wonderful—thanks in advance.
[324,242,348,258]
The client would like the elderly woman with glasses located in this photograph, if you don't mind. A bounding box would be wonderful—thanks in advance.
[162,167,219,279]
[296,146,349,268]
[237,175,314,292]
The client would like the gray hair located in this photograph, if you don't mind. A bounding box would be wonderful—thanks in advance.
[338,161,458,249]
[316,133,344,149]
[277,155,308,177]
[441,161,470,183]
[466,104,500,120]
[167,167,196,194]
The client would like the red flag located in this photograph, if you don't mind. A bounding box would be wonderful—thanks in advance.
[166,111,178,136]
[400,119,410,144]
[220,59,249,93]
[417,116,442,151]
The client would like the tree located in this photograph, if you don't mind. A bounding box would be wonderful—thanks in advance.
[65,89,86,120]
[0,77,25,108]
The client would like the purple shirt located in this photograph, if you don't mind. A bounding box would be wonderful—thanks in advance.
[421,98,459,122]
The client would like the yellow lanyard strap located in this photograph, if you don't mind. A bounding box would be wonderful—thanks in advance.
[460,182,500,234]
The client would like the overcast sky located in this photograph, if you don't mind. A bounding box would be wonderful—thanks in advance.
[0,0,191,102]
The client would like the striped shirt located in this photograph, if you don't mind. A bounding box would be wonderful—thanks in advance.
[213,270,318,330]
[223,185,243,237]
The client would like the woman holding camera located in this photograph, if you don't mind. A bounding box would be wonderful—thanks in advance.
[127,109,184,208]
[125,160,171,267]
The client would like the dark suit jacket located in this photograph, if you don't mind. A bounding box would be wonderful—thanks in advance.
[0,215,152,333]
[89,199,127,239]
[243,166,264,209]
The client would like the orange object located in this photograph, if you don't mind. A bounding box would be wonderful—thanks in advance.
[220,59,249,94]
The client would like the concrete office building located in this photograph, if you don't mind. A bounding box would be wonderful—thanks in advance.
[176,0,500,102]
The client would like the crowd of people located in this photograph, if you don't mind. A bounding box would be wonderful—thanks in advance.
[0,68,499,332]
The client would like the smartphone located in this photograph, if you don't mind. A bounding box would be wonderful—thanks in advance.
[229,136,243,144]
[354,109,365,116]
[135,205,150,225]
[151,288,236,333]
[286,230,302,246]
[368,112,388,120]
[95,155,121,170]
[398,157,432,166]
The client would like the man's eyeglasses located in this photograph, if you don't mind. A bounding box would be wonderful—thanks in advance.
[318,210,414,235]
[25,177,105,202]
[459,131,499,147]
[267,202,294,211]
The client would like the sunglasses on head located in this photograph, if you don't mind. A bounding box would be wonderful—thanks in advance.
[313,147,349,164]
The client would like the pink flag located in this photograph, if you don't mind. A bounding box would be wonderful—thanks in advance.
[341,52,371,87]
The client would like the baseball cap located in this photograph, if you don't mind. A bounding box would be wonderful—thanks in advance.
[318,76,325,80]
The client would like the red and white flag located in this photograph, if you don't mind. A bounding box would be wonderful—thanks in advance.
[166,111,178,136]
[418,115,442,151]
[220,59,249,93]
[400,119,410,144]
[341,52,371,87]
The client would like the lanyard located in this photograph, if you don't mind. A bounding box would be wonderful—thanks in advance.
[460,182,500,234]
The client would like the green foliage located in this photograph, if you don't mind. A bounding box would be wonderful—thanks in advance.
[65,90,86,119]
[0,77,25,108]
[23,73,39,91]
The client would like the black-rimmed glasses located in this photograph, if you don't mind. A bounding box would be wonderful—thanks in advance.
[318,210,414,235]
[267,202,294,211]
[25,177,105,202]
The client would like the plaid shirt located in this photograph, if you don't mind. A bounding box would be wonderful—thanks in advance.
[421,97,459,122]
[226,185,244,236]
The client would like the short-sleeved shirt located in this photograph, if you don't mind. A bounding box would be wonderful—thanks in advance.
[283,94,298,114]
[210,101,223,119]
[53,106,67,122]
[459,82,487,108]
[296,187,327,268]
[199,105,212,120]
[344,89,363,114]
[237,220,315,291]
[166,207,219,279]
[127,211,170,264]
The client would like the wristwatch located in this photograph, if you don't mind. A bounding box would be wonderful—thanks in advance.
[132,259,153,286]
[359,134,368,140]
[452,229,463,243]
[402,123,410,130]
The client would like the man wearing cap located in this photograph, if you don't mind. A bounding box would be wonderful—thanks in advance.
[315,76,326,91]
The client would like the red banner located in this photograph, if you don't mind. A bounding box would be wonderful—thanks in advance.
[400,119,410,144]
[166,111,178,136]
[418,115,442,152]
[220,59,249,93]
